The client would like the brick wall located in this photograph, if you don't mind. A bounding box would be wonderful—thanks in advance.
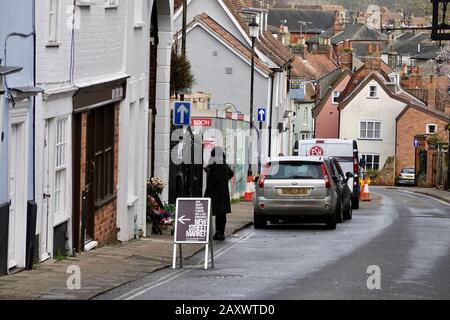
[395,107,449,181]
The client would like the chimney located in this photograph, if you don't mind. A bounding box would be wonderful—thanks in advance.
[333,11,343,35]
[339,40,353,71]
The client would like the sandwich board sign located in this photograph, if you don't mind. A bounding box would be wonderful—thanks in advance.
[172,198,213,269]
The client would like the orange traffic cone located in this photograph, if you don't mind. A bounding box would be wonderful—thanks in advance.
[360,178,371,201]
[243,176,255,201]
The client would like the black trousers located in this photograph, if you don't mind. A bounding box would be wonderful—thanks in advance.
[215,215,227,235]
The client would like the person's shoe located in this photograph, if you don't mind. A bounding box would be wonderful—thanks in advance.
[218,233,225,241]
[213,232,221,240]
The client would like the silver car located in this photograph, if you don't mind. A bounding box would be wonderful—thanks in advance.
[253,156,352,230]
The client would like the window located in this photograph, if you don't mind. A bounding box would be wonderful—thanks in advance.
[359,121,381,139]
[361,154,380,170]
[47,0,60,43]
[93,105,115,204]
[426,124,437,134]
[332,91,340,104]
[303,108,308,125]
[368,85,377,98]
[134,0,144,25]
[389,74,399,84]
[54,119,67,217]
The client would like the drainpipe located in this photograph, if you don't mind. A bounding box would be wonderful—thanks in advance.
[268,72,275,158]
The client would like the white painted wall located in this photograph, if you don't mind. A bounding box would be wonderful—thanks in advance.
[173,0,248,45]
[117,0,150,241]
[339,79,406,169]
[35,0,75,260]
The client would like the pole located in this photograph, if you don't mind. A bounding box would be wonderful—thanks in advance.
[182,0,187,57]
[268,73,274,158]
[248,36,256,176]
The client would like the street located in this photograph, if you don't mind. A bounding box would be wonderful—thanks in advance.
[96,187,450,300]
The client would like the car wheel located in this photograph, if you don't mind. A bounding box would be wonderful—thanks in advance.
[337,200,344,223]
[351,196,359,210]
[325,211,337,230]
[344,200,352,220]
[254,211,267,229]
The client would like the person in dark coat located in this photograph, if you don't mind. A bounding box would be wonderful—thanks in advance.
[204,147,234,241]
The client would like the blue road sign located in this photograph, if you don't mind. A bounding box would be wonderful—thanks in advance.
[257,107,266,122]
[173,101,191,126]
[413,138,419,148]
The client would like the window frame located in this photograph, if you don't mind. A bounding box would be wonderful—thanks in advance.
[332,90,340,104]
[368,85,378,98]
[426,123,437,134]
[359,120,382,140]
[47,0,60,45]
[92,105,116,207]
[361,154,381,170]
[54,118,67,218]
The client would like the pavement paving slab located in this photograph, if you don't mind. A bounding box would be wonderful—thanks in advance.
[0,201,253,300]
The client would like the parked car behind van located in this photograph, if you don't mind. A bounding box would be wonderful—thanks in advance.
[253,156,353,230]
[293,139,360,209]
[395,167,415,186]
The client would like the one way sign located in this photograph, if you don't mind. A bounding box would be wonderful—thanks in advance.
[257,107,266,122]
[173,101,192,126]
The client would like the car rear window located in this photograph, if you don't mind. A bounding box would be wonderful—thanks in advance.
[402,168,415,174]
[265,161,324,179]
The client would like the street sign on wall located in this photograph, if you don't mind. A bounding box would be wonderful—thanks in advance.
[290,80,305,100]
[173,101,192,126]
[174,198,211,244]
[191,118,212,127]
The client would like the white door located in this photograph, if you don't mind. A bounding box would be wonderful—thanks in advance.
[8,121,27,270]
[40,118,68,260]
[40,120,53,261]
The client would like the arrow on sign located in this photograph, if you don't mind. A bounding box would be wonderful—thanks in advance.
[177,104,188,123]
[177,215,191,225]
[258,109,265,117]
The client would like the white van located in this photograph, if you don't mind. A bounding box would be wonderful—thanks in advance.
[293,139,360,209]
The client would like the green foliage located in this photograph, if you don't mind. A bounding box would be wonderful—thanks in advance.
[365,168,379,180]
[54,250,66,262]
[230,198,241,204]
[170,47,195,98]
[163,203,176,216]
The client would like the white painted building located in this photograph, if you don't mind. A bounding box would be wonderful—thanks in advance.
[339,72,407,170]
[173,0,294,160]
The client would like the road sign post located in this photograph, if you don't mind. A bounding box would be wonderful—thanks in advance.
[257,107,266,122]
[172,198,213,269]
[173,101,192,126]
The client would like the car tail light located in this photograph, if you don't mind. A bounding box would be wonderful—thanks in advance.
[321,163,331,188]
[259,164,270,188]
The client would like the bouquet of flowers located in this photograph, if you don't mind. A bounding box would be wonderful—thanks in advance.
[147,177,166,197]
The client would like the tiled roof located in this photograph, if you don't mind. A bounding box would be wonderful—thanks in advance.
[291,54,338,80]
[222,0,295,67]
[331,24,388,44]
[337,59,392,103]
[267,9,334,33]
[191,13,272,75]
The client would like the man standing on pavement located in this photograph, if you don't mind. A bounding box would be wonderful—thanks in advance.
[204,147,234,241]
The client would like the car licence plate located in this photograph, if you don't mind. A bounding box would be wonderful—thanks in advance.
[280,188,309,195]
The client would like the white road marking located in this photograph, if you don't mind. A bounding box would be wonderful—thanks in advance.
[115,230,255,300]
[396,189,450,207]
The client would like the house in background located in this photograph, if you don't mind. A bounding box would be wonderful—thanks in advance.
[173,0,294,161]
[0,0,42,275]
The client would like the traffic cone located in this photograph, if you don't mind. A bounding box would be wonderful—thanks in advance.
[243,176,255,201]
[360,178,371,201]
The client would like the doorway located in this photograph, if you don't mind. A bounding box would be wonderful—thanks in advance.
[8,119,27,270]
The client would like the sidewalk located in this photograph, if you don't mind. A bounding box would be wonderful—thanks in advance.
[0,201,253,300]
[393,186,450,204]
